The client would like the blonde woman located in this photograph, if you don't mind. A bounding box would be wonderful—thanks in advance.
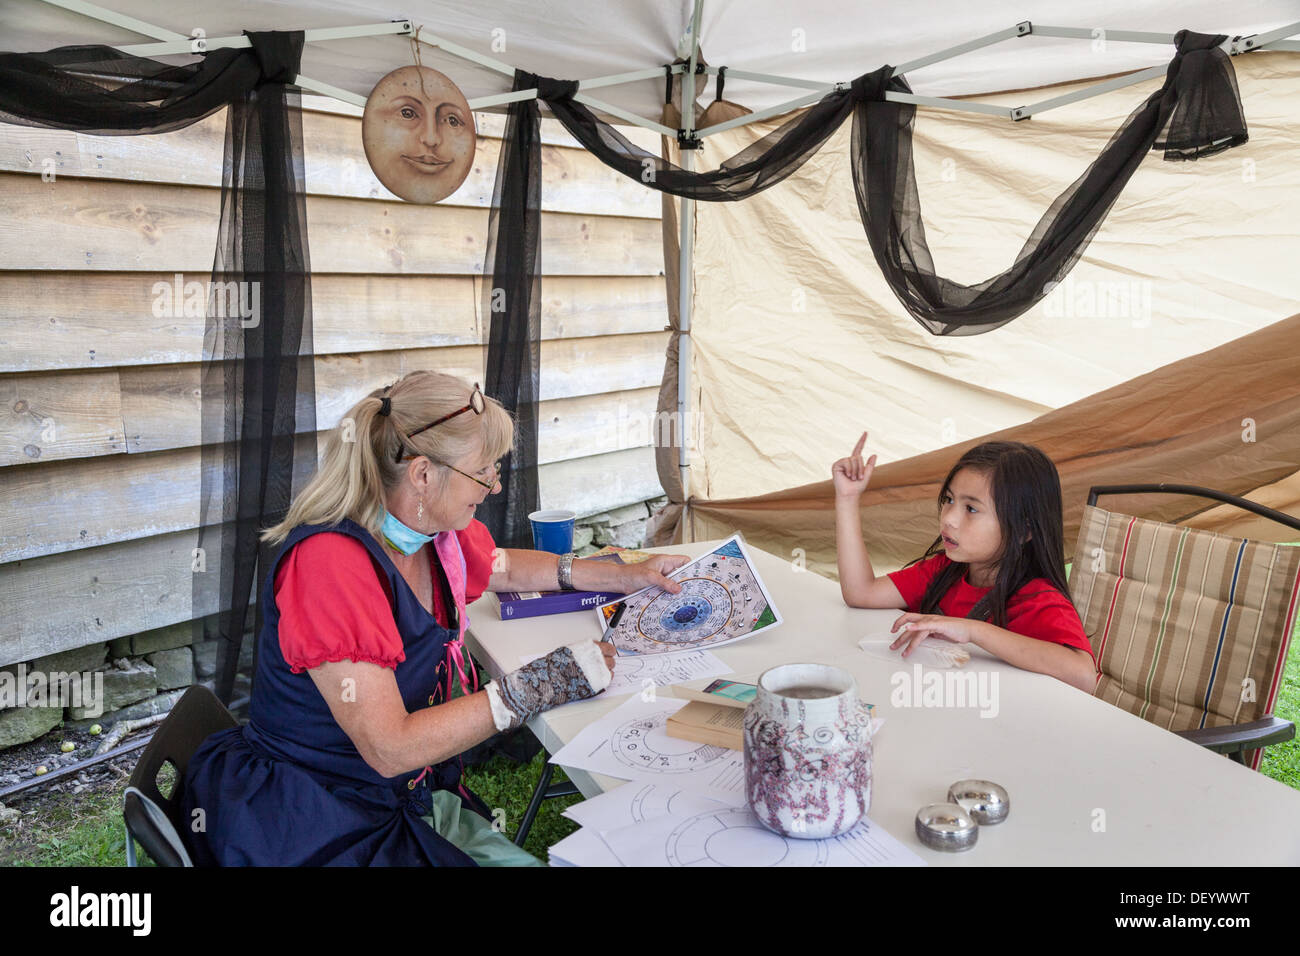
[180,371,688,865]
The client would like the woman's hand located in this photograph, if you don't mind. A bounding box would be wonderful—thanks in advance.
[598,639,616,675]
[486,641,614,731]
[832,431,877,500]
[889,613,982,658]
[621,553,688,594]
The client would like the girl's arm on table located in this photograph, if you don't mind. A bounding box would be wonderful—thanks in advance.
[969,624,1098,693]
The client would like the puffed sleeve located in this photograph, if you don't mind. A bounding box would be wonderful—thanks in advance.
[456,518,498,604]
[885,552,949,612]
[272,533,406,674]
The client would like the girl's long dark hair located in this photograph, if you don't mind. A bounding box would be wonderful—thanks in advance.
[908,441,1072,628]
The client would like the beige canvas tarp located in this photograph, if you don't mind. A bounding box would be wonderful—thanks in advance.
[650,51,1300,572]
[683,309,1300,578]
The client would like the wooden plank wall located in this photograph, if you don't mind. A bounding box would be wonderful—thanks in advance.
[0,97,669,666]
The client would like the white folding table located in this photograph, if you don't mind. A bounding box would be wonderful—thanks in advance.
[465,538,1300,865]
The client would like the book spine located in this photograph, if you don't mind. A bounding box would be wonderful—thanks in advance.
[498,590,626,619]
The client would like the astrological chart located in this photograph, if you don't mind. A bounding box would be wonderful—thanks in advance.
[597,804,926,868]
[610,712,732,775]
[549,696,748,806]
[595,534,783,656]
[665,808,829,866]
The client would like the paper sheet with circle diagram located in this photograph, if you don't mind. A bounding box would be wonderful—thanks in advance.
[550,781,924,868]
[594,534,782,657]
[549,695,748,807]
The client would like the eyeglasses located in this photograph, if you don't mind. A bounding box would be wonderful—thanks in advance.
[399,448,501,490]
[393,383,485,464]
[441,460,502,492]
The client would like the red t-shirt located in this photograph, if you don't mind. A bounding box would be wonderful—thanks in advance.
[887,552,1095,664]
[271,520,497,674]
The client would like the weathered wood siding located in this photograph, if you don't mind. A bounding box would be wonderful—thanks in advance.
[0,98,668,666]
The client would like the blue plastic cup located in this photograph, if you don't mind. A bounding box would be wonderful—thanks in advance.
[529,509,576,554]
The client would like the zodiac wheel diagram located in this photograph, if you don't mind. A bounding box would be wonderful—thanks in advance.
[636,577,733,646]
[611,714,730,774]
[665,808,830,867]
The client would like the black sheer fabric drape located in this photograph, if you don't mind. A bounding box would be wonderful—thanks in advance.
[530,69,855,200]
[0,35,316,704]
[522,29,1245,334]
[478,70,542,549]
[851,29,1247,334]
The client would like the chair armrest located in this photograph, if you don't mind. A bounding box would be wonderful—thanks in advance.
[1174,716,1295,754]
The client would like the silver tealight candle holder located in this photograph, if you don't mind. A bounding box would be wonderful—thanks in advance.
[947,779,1010,825]
[914,803,978,851]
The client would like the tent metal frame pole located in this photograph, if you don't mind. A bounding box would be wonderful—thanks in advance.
[31,0,687,123]
[469,67,684,112]
[1013,64,1167,119]
[677,0,704,534]
[677,149,695,537]
[38,0,1295,132]
[694,19,1300,135]
[115,22,414,56]
[29,0,408,110]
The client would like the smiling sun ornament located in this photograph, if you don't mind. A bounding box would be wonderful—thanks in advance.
[362,65,475,203]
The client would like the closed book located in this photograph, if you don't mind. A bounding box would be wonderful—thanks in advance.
[665,701,745,751]
[496,547,652,620]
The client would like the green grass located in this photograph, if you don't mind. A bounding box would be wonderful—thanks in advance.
[2,765,173,867]
[461,752,581,860]
[1261,630,1300,787]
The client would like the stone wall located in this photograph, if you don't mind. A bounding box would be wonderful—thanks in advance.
[573,495,668,555]
[0,619,252,751]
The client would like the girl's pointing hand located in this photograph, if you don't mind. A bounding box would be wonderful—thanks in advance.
[832,431,877,499]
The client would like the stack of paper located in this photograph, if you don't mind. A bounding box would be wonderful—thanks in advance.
[548,782,924,867]
[549,696,751,806]
[547,695,917,867]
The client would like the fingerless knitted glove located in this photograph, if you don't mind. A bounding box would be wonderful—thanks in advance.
[484,641,611,731]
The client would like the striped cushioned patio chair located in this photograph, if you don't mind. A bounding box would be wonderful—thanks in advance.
[1070,484,1300,770]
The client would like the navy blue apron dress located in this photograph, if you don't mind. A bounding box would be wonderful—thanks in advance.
[180,519,490,866]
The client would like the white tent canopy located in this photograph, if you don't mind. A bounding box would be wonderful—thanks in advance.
[10,0,1300,117]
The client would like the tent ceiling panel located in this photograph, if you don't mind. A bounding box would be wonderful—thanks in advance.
[7,0,1299,121]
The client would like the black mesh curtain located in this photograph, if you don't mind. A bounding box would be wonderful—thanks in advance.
[513,30,1244,334]
[850,30,1247,334]
[0,34,316,704]
[478,70,544,550]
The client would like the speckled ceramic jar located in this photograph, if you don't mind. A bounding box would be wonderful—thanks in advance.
[743,663,873,840]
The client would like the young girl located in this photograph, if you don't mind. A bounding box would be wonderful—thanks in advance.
[833,433,1098,693]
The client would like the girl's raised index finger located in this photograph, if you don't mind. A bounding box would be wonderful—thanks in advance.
[851,431,868,458]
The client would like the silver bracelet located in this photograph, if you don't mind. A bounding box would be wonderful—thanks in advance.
[556,552,576,591]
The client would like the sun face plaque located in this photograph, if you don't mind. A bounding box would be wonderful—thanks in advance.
[362,65,475,203]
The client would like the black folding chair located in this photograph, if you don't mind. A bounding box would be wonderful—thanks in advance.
[122,684,237,866]
[514,729,579,848]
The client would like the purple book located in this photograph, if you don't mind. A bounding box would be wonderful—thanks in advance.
[496,550,633,620]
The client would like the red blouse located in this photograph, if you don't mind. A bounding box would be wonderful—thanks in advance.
[272,519,498,674]
[887,552,1096,665]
